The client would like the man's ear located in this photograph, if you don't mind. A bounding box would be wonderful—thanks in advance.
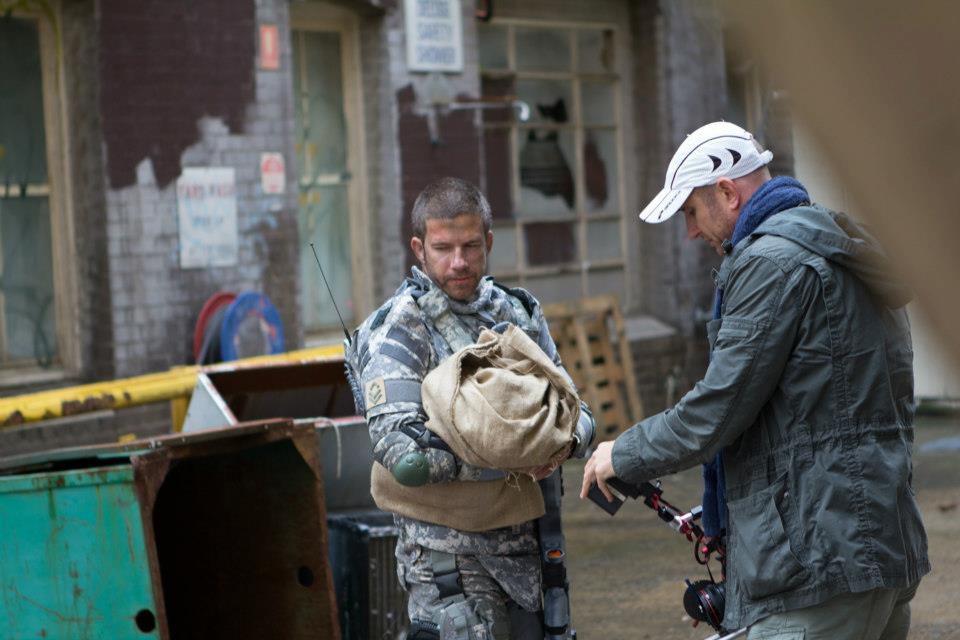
[485,230,493,255]
[410,236,425,264]
[716,178,740,211]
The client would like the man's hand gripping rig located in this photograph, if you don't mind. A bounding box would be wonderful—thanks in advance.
[587,477,705,546]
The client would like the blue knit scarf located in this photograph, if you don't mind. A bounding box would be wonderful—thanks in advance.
[701,176,810,538]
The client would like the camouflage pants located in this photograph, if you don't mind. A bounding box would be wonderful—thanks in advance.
[396,535,543,640]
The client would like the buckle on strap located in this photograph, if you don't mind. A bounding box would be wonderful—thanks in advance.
[429,550,464,602]
[400,424,453,455]
[541,548,567,588]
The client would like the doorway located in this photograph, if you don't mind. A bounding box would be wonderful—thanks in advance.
[291,4,370,337]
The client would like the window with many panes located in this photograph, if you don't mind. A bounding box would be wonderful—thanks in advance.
[0,15,58,370]
[478,21,625,303]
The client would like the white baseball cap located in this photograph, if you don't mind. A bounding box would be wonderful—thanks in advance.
[638,122,773,224]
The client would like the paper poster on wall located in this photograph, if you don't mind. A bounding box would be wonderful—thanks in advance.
[260,152,285,194]
[177,167,239,269]
[404,0,463,72]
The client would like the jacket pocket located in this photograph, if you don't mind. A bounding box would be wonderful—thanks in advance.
[706,318,722,350]
[728,475,808,601]
[707,316,758,352]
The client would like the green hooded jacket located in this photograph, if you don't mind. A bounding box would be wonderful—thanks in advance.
[612,204,930,629]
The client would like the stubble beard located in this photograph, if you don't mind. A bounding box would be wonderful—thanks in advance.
[422,255,487,302]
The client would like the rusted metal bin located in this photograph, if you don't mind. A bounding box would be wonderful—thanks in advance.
[181,357,375,511]
[179,356,408,637]
[0,420,339,640]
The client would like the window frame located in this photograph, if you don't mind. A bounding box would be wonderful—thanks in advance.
[478,18,628,301]
[0,5,80,384]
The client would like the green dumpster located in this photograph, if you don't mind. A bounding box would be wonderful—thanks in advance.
[0,419,340,640]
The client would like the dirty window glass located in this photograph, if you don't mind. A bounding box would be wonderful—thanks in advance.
[587,219,622,261]
[0,17,57,366]
[298,185,353,329]
[479,21,624,302]
[516,79,572,125]
[518,129,576,218]
[525,222,578,266]
[577,29,615,73]
[295,31,346,177]
[478,23,508,70]
[516,27,570,72]
[581,80,615,126]
[525,272,581,305]
[584,129,618,214]
[489,224,518,273]
[293,30,354,331]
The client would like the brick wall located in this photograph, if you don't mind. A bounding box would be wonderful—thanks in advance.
[380,0,485,276]
[628,0,724,398]
[6,0,732,451]
[360,0,721,407]
[97,0,302,378]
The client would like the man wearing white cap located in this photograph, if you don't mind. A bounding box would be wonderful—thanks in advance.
[581,122,928,639]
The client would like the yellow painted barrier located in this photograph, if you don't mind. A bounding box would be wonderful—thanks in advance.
[0,344,345,429]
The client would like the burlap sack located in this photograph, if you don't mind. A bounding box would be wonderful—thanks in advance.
[422,324,580,471]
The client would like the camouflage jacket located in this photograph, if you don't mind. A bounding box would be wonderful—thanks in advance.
[346,267,591,558]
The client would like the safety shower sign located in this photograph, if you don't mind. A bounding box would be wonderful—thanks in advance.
[405,0,463,72]
[177,167,239,268]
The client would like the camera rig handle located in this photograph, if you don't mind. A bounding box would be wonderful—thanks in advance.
[587,476,747,639]
[587,476,705,543]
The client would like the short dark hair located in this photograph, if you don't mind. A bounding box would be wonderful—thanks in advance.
[411,177,492,239]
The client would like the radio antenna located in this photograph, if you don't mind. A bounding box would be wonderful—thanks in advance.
[309,243,351,343]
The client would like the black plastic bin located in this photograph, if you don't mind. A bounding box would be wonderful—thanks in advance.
[327,510,408,640]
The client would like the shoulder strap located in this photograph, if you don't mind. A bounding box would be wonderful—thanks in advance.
[539,470,572,638]
[492,281,541,337]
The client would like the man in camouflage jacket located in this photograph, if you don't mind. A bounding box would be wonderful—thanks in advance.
[346,177,595,640]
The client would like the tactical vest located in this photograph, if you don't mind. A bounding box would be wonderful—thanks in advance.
[369,280,549,531]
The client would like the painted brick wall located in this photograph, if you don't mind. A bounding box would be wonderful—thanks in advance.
[366,0,485,283]
[98,0,302,378]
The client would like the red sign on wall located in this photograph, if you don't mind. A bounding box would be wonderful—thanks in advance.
[260,153,285,195]
[260,24,280,70]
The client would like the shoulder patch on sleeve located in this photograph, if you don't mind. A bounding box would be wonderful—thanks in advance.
[365,377,387,408]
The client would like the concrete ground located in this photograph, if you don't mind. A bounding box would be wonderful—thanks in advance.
[561,415,960,639]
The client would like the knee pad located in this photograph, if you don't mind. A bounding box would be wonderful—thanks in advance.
[435,598,495,640]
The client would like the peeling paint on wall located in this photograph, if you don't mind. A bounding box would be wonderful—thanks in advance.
[396,84,481,269]
[98,0,256,189]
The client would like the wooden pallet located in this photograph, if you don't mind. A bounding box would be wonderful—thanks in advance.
[542,296,644,442]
